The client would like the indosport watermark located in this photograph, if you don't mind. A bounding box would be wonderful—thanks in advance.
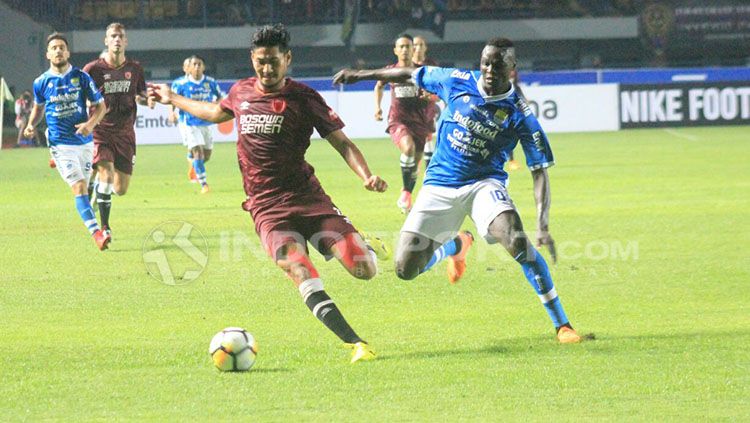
[142,221,209,286]
[142,224,639,285]
[212,229,639,263]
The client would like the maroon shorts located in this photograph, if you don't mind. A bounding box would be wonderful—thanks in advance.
[252,202,357,260]
[93,132,136,175]
[387,122,431,153]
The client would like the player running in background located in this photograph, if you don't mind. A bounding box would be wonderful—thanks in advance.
[169,55,225,193]
[83,22,153,239]
[412,35,440,172]
[149,24,388,363]
[374,33,435,214]
[25,33,110,250]
[169,56,199,182]
[334,37,582,344]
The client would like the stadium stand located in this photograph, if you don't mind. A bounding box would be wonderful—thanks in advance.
[2,0,639,29]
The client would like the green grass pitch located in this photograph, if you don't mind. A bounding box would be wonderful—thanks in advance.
[0,126,748,420]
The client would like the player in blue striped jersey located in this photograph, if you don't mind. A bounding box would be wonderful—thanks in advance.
[334,38,582,343]
[24,33,111,250]
[169,57,196,181]
[169,55,226,193]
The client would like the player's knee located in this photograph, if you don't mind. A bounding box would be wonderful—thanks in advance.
[508,231,529,258]
[114,186,128,196]
[395,258,419,280]
[276,245,319,283]
[286,262,311,281]
[350,259,377,280]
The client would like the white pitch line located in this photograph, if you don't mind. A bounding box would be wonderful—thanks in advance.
[663,128,700,141]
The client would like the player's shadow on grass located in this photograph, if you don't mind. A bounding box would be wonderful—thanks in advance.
[106,248,142,253]
[378,339,548,362]
[585,329,748,348]
[381,329,750,361]
[378,332,600,362]
[219,367,291,374]
[247,367,292,374]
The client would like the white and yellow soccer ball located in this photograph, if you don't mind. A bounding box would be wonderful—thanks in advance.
[209,327,258,372]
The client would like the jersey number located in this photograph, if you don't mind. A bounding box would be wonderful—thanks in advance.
[491,190,507,202]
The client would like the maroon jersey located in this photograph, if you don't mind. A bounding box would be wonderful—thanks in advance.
[220,77,345,218]
[83,58,146,139]
[385,63,433,136]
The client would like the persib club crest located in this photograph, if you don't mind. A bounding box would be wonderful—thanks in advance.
[494,108,509,124]
[70,77,80,87]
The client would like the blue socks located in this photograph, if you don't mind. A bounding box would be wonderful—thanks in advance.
[420,236,461,274]
[75,195,100,234]
[192,159,207,186]
[515,248,569,328]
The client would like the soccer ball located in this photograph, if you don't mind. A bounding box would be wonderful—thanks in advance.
[208,327,258,372]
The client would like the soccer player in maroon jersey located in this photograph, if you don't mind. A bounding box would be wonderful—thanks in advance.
[83,22,153,239]
[148,24,388,363]
[374,34,435,214]
[412,36,440,172]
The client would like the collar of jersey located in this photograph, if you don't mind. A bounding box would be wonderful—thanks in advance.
[48,64,73,77]
[476,75,514,102]
[188,75,205,84]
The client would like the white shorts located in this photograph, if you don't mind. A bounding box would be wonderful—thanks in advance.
[401,178,516,244]
[177,122,189,146]
[184,125,213,150]
[50,143,94,186]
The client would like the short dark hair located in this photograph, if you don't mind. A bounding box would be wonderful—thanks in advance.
[46,32,68,47]
[396,33,414,43]
[188,54,206,64]
[251,24,290,52]
[486,37,514,49]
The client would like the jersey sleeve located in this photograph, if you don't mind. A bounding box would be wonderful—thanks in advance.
[135,63,147,95]
[211,79,225,100]
[513,101,554,170]
[306,89,344,138]
[32,77,46,104]
[219,84,236,117]
[170,78,181,93]
[411,66,455,103]
[81,71,104,104]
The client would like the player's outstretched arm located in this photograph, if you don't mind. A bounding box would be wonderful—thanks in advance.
[23,103,44,139]
[136,91,156,109]
[333,67,416,85]
[147,83,232,123]
[373,81,384,121]
[532,168,557,263]
[75,101,107,136]
[326,129,387,193]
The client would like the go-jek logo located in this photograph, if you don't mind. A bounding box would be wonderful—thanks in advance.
[142,221,208,286]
